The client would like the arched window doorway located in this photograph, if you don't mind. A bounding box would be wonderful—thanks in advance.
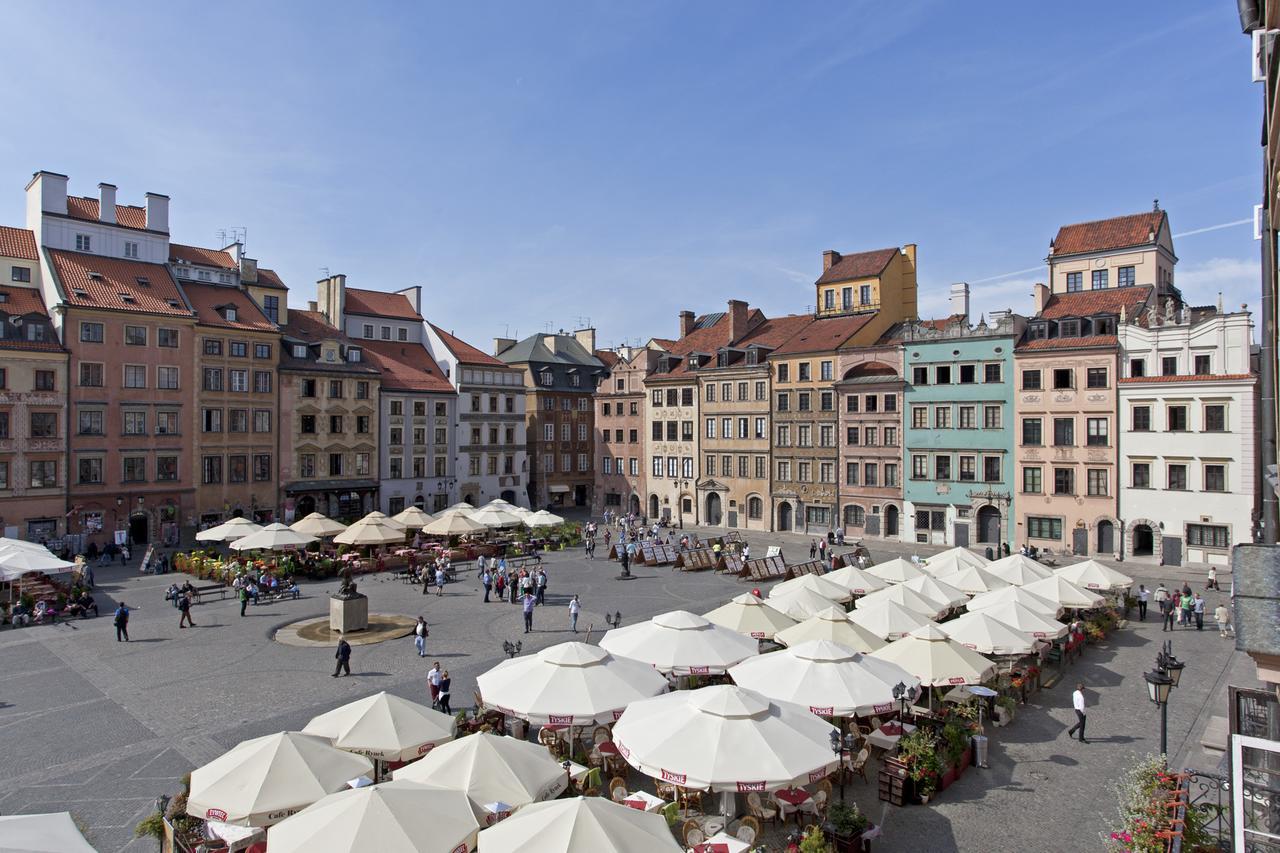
[414,494,426,509]
[1132,524,1154,556]
[296,495,316,517]
[844,505,865,527]
[976,505,1000,544]
[885,505,900,537]
[747,496,763,520]
[705,493,722,526]
[777,502,793,532]
[1097,520,1115,554]
[500,490,516,504]
[129,511,149,545]
[649,495,660,518]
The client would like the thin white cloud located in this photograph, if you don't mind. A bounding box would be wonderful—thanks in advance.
[1175,256,1260,312]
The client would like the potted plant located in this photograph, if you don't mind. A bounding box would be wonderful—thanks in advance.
[995,695,1017,726]
[826,802,870,852]
[798,826,832,853]
[897,729,944,804]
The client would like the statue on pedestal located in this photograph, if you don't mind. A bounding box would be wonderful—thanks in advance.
[335,567,359,600]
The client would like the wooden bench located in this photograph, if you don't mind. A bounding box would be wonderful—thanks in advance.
[255,588,299,605]
[192,583,228,603]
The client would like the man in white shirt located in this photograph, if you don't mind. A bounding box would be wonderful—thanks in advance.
[1066,682,1088,743]
[427,662,442,708]
[568,594,581,633]
[1136,585,1150,621]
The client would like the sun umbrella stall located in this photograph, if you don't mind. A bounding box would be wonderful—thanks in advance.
[900,574,969,610]
[302,691,457,777]
[476,795,682,853]
[982,553,1054,586]
[228,523,317,553]
[423,513,488,537]
[865,557,927,585]
[773,605,887,653]
[290,512,348,538]
[966,599,1068,642]
[392,733,568,813]
[196,516,265,543]
[267,781,480,853]
[702,592,798,641]
[1021,575,1107,610]
[0,546,76,582]
[390,506,436,529]
[966,585,1063,618]
[187,732,375,827]
[936,611,1041,657]
[0,812,98,853]
[849,600,933,640]
[925,547,990,570]
[598,610,758,676]
[821,563,889,597]
[868,624,996,696]
[470,506,525,529]
[1053,559,1134,593]
[767,585,844,621]
[768,573,854,605]
[929,564,1011,597]
[855,583,949,620]
[523,510,565,529]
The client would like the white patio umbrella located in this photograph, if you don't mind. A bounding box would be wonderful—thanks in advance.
[966,585,1063,618]
[900,574,969,609]
[865,557,927,584]
[477,795,682,853]
[982,553,1054,586]
[822,564,888,596]
[773,605,887,653]
[0,812,97,853]
[768,573,854,604]
[448,502,477,512]
[855,583,949,620]
[0,536,50,553]
[470,506,525,529]
[929,564,1011,597]
[869,624,996,687]
[967,600,1069,641]
[291,513,348,538]
[729,640,921,718]
[335,513,408,546]
[1021,575,1107,609]
[196,516,265,542]
[302,692,457,762]
[925,547,990,570]
[702,592,798,640]
[767,585,844,621]
[392,733,567,808]
[0,548,75,581]
[267,781,480,853]
[1054,559,1134,592]
[422,513,487,536]
[524,510,564,528]
[599,610,758,676]
[390,506,436,529]
[229,523,317,552]
[506,505,534,518]
[612,685,839,792]
[187,732,374,827]
[848,600,933,641]
[937,611,1041,656]
[476,642,668,726]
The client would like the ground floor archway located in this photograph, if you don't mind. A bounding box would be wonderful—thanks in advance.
[129,511,149,545]
[885,504,900,537]
[705,492,722,526]
[1132,524,1155,557]
[649,494,660,519]
[1097,519,1115,555]
[629,494,641,515]
[976,505,1000,544]
[296,495,316,517]
[777,501,793,532]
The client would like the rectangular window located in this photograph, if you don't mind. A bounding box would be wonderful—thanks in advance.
[33,369,54,391]
[202,456,223,484]
[78,458,102,484]
[1186,524,1230,548]
[228,409,248,433]
[254,410,271,433]
[229,341,247,358]
[798,363,811,382]
[151,455,176,482]
[984,363,1002,383]
[776,461,790,481]
[935,365,952,385]
[1204,464,1226,492]
[959,364,976,384]
[842,426,855,446]
[1130,358,1146,377]
[1027,516,1062,539]
[797,462,811,482]
[1052,368,1073,389]
[78,410,103,435]
[1132,462,1150,488]
[75,233,91,252]
[885,464,898,486]
[1167,406,1188,432]
[1132,405,1151,431]
[1053,418,1074,446]
[1091,269,1108,289]
[202,368,223,391]
[911,406,927,429]
[1065,272,1082,292]
[1086,417,1109,446]
[1087,469,1108,496]
[912,366,928,386]
[1021,369,1041,390]
[1022,418,1042,446]
[121,410,146,435]
[1023,466,1042,494]
[30,412,57,437]
[934,406,951,429]
[884,426,897,446]
[1204,405,1226,432]
[1053,468,1074,495]
[864,395,878,413]
[124,325,147,346]
[884,393,896,412]
[1162,356,1178,377]
[80,322,103,343]
[958,455,976,482]
[1086,368,1108,388]
[254,371,272,393]
[204,338,223,356]
[983,456,1002,482]
[254,454,271,482]
[798,392,811,412]
[846,394,859,413]
[958,406,976,429]
[982,405,1001,430]
[122,456,146,483]
[1118,266,1135,287]
[912,455,928,479]
[10,265,30,282]
[154,411,178,435]
[1167,463,1188,491]
[1194,354,1211,375]
[229,369,248,392]
[934,455,951,481]
[79,362,103,387]
[202,409,223,432]
[845,462,858,485]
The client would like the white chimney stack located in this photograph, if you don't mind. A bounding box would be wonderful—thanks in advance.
[145,192,170,233]
[950,282,970,321]
[97,183,117,224]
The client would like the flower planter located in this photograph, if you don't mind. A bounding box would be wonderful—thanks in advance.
[832,831,865,852]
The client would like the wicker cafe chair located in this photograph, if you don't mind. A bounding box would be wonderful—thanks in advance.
[655,779,677,800]
[682,821,705,848]
[816,779,833,801]
[851,747,871,782]
[812,789,829,820]
[609,776,629,803]
[746,791,778,825]
[593,725,611,745]
[737,815,762,843]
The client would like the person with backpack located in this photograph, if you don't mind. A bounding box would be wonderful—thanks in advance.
[178,592,195,629]
[113,602,130,642]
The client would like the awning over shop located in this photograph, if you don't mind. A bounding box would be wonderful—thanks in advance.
[284,479,378,494]
[548,485,571,494]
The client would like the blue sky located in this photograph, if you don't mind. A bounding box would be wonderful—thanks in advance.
[0,1,1262,349]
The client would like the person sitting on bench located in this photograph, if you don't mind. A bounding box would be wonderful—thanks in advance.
[286,579,300,600]
[78,593,99,617]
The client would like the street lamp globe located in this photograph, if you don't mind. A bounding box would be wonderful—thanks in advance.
[1165,658,1185,688]
[1144,670,1173,705]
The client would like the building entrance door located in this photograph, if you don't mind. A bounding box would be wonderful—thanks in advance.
[129,512,149,545]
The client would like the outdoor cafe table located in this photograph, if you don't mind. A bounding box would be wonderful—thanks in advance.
[865,721,917,752]
[622,790,667,813]
[693,833,749,853]
[773,786,815,821]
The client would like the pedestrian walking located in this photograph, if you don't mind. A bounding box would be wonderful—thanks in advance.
[414,617,428,656]
[1179,590,1194,627]
[482,569,492,602]
[332,638,352,677]
[809,540,817,559]
[178,592,195,628]
[435,566,445,597]
[1206,566,1219,591]
[1136,585,1149,621]
[113,602,130,642]
[1193,593,1205,630]
[1066,682,1088,743]
[1214,602,1234,638]
[437,670,452,715]
[239,585,249,617]
[428,661,442,707]
[522,591,535,633]
[569,594,581,633]
[535,569,547,605]
[1161,595,1176,632]
[494,571,506,600]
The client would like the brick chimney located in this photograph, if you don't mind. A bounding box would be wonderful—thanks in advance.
[493,337,516,356]
[1033,283,1050,314]
[727,299,749,344]
[822,250,841,272]
[574,327,596,354]
[679,310,695,338]
[97,183,117,224]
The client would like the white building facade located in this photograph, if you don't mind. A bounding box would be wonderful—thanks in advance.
[1117,306,1257,566]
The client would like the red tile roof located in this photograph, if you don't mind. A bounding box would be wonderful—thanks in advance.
[362,340,454,392]
[1038,285,1152,321]
[1017,335,1118,352]
[181,281,276,331]
[815,248,898,285]
[66,196,151,231]
[594,350,621,368]
[652,309,764,377]
[771,313,870,355]
[650,338,677,350]
[170,243,236,269]
[0,226,38,261]
[283,309,346,342]
[1051,211,1166,256]
[0,286,51,317]
[917,314,967,332]
[254,268,288,290]
[345,287,420,320]
[48,250,192,317]
[430,323,505,367]
[1119,373,1254,384]
[738,313,815,350]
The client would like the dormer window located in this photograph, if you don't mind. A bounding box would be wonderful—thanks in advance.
[1094,317,1116,335]
[75,234,91,252]
[539,370,554,386]
[197,270,212,281]
[135,276,149,287]
[225,306,238,322]
[292,344,308,358]
[1027,323,1048,341]
[689,355,700,370]
[717,352,729,367]
[124,241,138,259]
[0,293,7,303]
[570,374,581,387]
[73,289,89,299]
[1058,319,1080,337]
[165,299,181,309]
[746,348,758,365]
[87,271,103,280]
[658,357,670,373]
[119,292,136,304]
[347,347,362,363]
[175,267,189,278]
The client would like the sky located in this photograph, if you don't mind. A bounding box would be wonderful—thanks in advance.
[0,1,1264,350]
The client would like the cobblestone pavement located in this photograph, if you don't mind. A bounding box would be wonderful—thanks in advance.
[0,523,1255,851]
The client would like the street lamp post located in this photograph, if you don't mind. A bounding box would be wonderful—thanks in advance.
[829,729,848,803]
[1142,640,1185,757]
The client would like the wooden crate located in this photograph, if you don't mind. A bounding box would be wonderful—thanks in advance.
[878,757,910,805]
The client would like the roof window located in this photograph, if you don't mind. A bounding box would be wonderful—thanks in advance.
[119,292,136,304]
[135,276,150,287]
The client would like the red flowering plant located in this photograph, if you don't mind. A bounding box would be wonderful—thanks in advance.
[1103,755,1209,852]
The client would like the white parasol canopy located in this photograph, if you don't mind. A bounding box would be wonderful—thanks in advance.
[187,732,374,827]
[0,536,50,553]
[476,796,681,853]
[767,585,844,621]
[929,564,1011,596]
[982,553,1054,586]
[470,506,525,529]
[612,685,839,793]
[821,564,888,596]
[869,624,996,687]
[0,547,76,581]
[447,502,477,512]
[937,611,1041,656]
[392,733,567,808]
[855,583,949,619]
[900,574,969,609]
[768,573,854,604]
[476,642,668,726]
[702,592,798,640]
[925,547,990,570]
[599,610,758,676]
[773,605,887,653]
[290,513,348,538]
[267,781,480,853]
[966,585,1063,618]
[196,516,265,542]
[524,510,564,528]
[967,599,1069,641]
[865,557,927,584]
[848,600,933,640]
[229,523,317,552]
[1021,575,1107,609]
[302,691,457,762]
[335,513,409,546]
[390,506,436,529]
[729,640,921,718]
[1054,559,1134,592]
[0,812,97,853]
[422,513,487,536]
